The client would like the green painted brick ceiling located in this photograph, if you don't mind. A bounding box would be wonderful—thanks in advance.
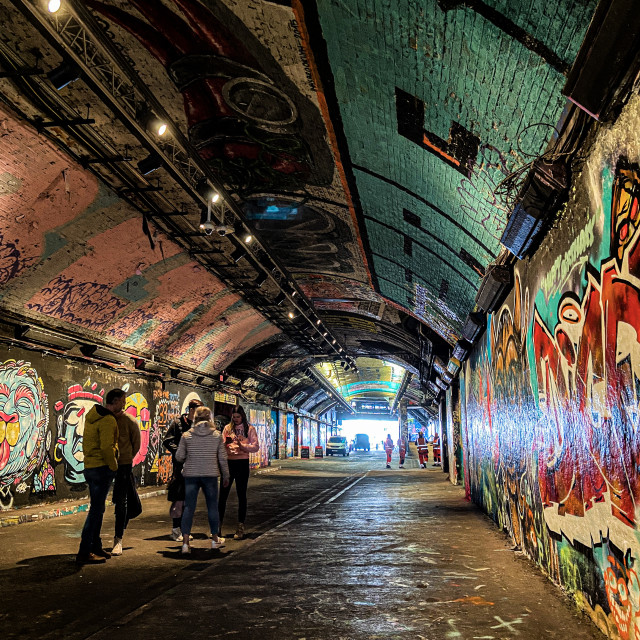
[315,0,597,341]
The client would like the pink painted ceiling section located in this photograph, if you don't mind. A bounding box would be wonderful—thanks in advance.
[0,103,279,373]
[106,261,229,350]
[0,109,100,284]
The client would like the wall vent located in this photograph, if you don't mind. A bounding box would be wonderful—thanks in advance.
[475,265,512,313]
[500,160,568,259]
[462,312,486,342]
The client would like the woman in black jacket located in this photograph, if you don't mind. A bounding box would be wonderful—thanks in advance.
[162,399,202,540]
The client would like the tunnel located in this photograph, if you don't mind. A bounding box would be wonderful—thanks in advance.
[0,0,638,638]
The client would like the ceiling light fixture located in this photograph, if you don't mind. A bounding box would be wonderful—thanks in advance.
[244,234,252,244]
[142,111,168,137]
[48,0,61,12]
[288,311,295,319]
[316,319,321,325]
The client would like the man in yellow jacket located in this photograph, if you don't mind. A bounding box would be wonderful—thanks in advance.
[76,389,124,565]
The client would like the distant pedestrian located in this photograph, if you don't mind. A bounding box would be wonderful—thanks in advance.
[384,434,394,469]
[397,436,407,469]
[111,404,141,556]
[76,389,123,565]
[163,399,203,541]
[175,406,229,554]
[432,433,441,466]
[219,406,260,540]
[417,431,428,468]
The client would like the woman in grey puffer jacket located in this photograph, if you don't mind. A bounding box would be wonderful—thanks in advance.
[175,406,229,554]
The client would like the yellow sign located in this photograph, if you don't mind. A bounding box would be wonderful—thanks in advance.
[214,391,237,404]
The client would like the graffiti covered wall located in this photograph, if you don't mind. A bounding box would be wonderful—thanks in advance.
[0,343,280,510]
[462,95,640,638]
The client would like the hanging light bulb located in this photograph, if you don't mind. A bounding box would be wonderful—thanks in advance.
[244,234,252,244]
[288,311,295,319]
[315,319,321,325]
[48,0,61,12]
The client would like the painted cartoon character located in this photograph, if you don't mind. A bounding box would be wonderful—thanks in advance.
[0,360,49,508]
[533,158,640,527]
[54,383,105,486]
[127,392,151,468]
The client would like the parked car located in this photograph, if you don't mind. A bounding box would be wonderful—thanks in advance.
[354,434,370,451]
[326,436,349,456]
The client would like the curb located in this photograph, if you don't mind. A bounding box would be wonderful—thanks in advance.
[0,488,167,528]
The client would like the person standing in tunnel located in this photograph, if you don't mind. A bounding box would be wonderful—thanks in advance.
[76,389,123,565]
[111,404,141,556]
[175,406,229,554]
[163,398,203,541]
[397,435,407,469]
[417,431,429,468]
[384,434,394,469]
[219,406,260,540]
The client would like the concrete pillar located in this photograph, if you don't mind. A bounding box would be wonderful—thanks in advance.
[399,399,409,444]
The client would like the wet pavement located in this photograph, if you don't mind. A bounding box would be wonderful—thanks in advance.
[0,451,600,639]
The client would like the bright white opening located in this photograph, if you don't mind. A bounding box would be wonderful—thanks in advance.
[339,418,399,448]
[48,0,61,13]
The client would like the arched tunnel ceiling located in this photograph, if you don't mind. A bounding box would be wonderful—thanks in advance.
[0,0,598,410]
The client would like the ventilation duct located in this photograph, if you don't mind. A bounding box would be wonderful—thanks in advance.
[428,381,441,396]
[475,265,512,313]
[462,312,486,342]
[500,160,568,259]
[15,325,76,350]
[447,357,461,375]
[452,339,472,362]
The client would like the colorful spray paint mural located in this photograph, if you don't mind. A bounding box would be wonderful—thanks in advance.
[0,345,219,509]
[286,413,295,458]
[462,96,640,639]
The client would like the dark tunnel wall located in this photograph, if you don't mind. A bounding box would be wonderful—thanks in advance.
[461,94,640,639]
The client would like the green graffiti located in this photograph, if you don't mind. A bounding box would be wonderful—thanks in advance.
[540,211,596,300]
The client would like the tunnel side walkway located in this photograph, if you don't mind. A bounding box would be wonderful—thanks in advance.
[0,454,600,639]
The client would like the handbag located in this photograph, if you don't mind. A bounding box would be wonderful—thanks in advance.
[169,500,184,518]
[167,475,185,502]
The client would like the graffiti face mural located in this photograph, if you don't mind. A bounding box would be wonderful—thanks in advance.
[54,382,105,486]
[0,360,48,507]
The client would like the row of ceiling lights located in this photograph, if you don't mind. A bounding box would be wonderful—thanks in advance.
[41,0,348,361]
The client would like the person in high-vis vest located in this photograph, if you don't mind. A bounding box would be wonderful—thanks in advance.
[397,436,407,469]
[416,432,428,468]
[384,434,394,469]
[432,433,441,466]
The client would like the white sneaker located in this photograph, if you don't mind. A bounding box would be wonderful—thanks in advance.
[181,543,190,554]
[112,537,123,556]
[211,537,226,549]
[170,527,183,542]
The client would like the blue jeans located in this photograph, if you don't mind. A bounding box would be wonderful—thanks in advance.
[181,476,220,538]
[79,465,115,556]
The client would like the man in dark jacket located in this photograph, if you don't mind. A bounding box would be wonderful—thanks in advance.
[163,398,202,541]
[76,388,125,565]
